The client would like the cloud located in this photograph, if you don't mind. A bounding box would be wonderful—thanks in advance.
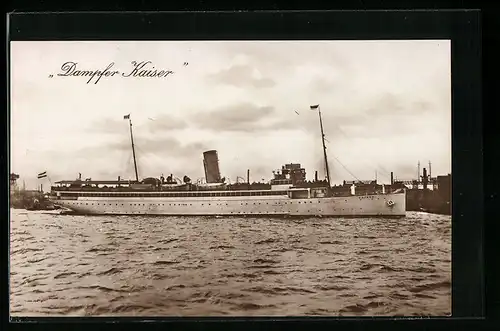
[34,136,212,181]
[206,64,276,89]
[367,93,435,117]
[101,136,210,158]
[190,102,275,132]
[88,115,187,135]
[216,42,351,74]
[144,115,188,132]
[86,117,128,134]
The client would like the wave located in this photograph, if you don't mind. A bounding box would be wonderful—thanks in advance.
[409,281,451,293]
[54,272,77,279]
[96,268,121,276]
[153,260,180,265]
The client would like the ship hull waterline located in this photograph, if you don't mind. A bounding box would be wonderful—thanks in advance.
[50,192,406,217]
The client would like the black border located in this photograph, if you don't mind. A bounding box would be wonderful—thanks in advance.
[5,10,483,327]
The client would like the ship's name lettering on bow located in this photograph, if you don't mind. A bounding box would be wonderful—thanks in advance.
[55,61,175,84]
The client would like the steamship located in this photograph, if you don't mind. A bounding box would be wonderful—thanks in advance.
[49,106,406,217]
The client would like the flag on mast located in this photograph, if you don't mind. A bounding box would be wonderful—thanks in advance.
[124,114,130,119]
[37,171,47,179]
[310,104,319,110]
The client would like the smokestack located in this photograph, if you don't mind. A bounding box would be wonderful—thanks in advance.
[390,172,394,185]
[203,150,222,183]
[423,168,428,190]
[417,161,421,181]
[247,169,250,184]
[315,171,318,182]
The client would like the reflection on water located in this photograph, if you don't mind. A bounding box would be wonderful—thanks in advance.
[10,209,451,316]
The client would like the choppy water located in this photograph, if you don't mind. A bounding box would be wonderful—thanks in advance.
[9,209,451,317]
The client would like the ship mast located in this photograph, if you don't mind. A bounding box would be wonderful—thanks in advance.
[125,114,139,182]
[312,104,331,189]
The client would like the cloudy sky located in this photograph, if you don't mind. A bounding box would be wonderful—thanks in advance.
[10,40,450,190]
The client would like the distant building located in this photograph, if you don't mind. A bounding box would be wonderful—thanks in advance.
[10,173,19,193]
[436,174,451,199]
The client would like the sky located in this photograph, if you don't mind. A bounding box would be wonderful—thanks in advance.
[10,40,451,190]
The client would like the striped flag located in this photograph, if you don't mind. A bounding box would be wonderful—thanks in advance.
[310,104,319,110]
[37,171,47,179]
[124,114,130,119]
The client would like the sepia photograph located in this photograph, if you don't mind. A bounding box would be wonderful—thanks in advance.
[10,40,451,317]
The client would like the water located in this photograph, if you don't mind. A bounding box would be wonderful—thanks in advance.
[9,209,451,317]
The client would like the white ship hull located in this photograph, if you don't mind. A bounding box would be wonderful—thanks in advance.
[52,191,406,217]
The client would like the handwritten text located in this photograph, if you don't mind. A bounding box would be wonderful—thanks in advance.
[55,61,179,84]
